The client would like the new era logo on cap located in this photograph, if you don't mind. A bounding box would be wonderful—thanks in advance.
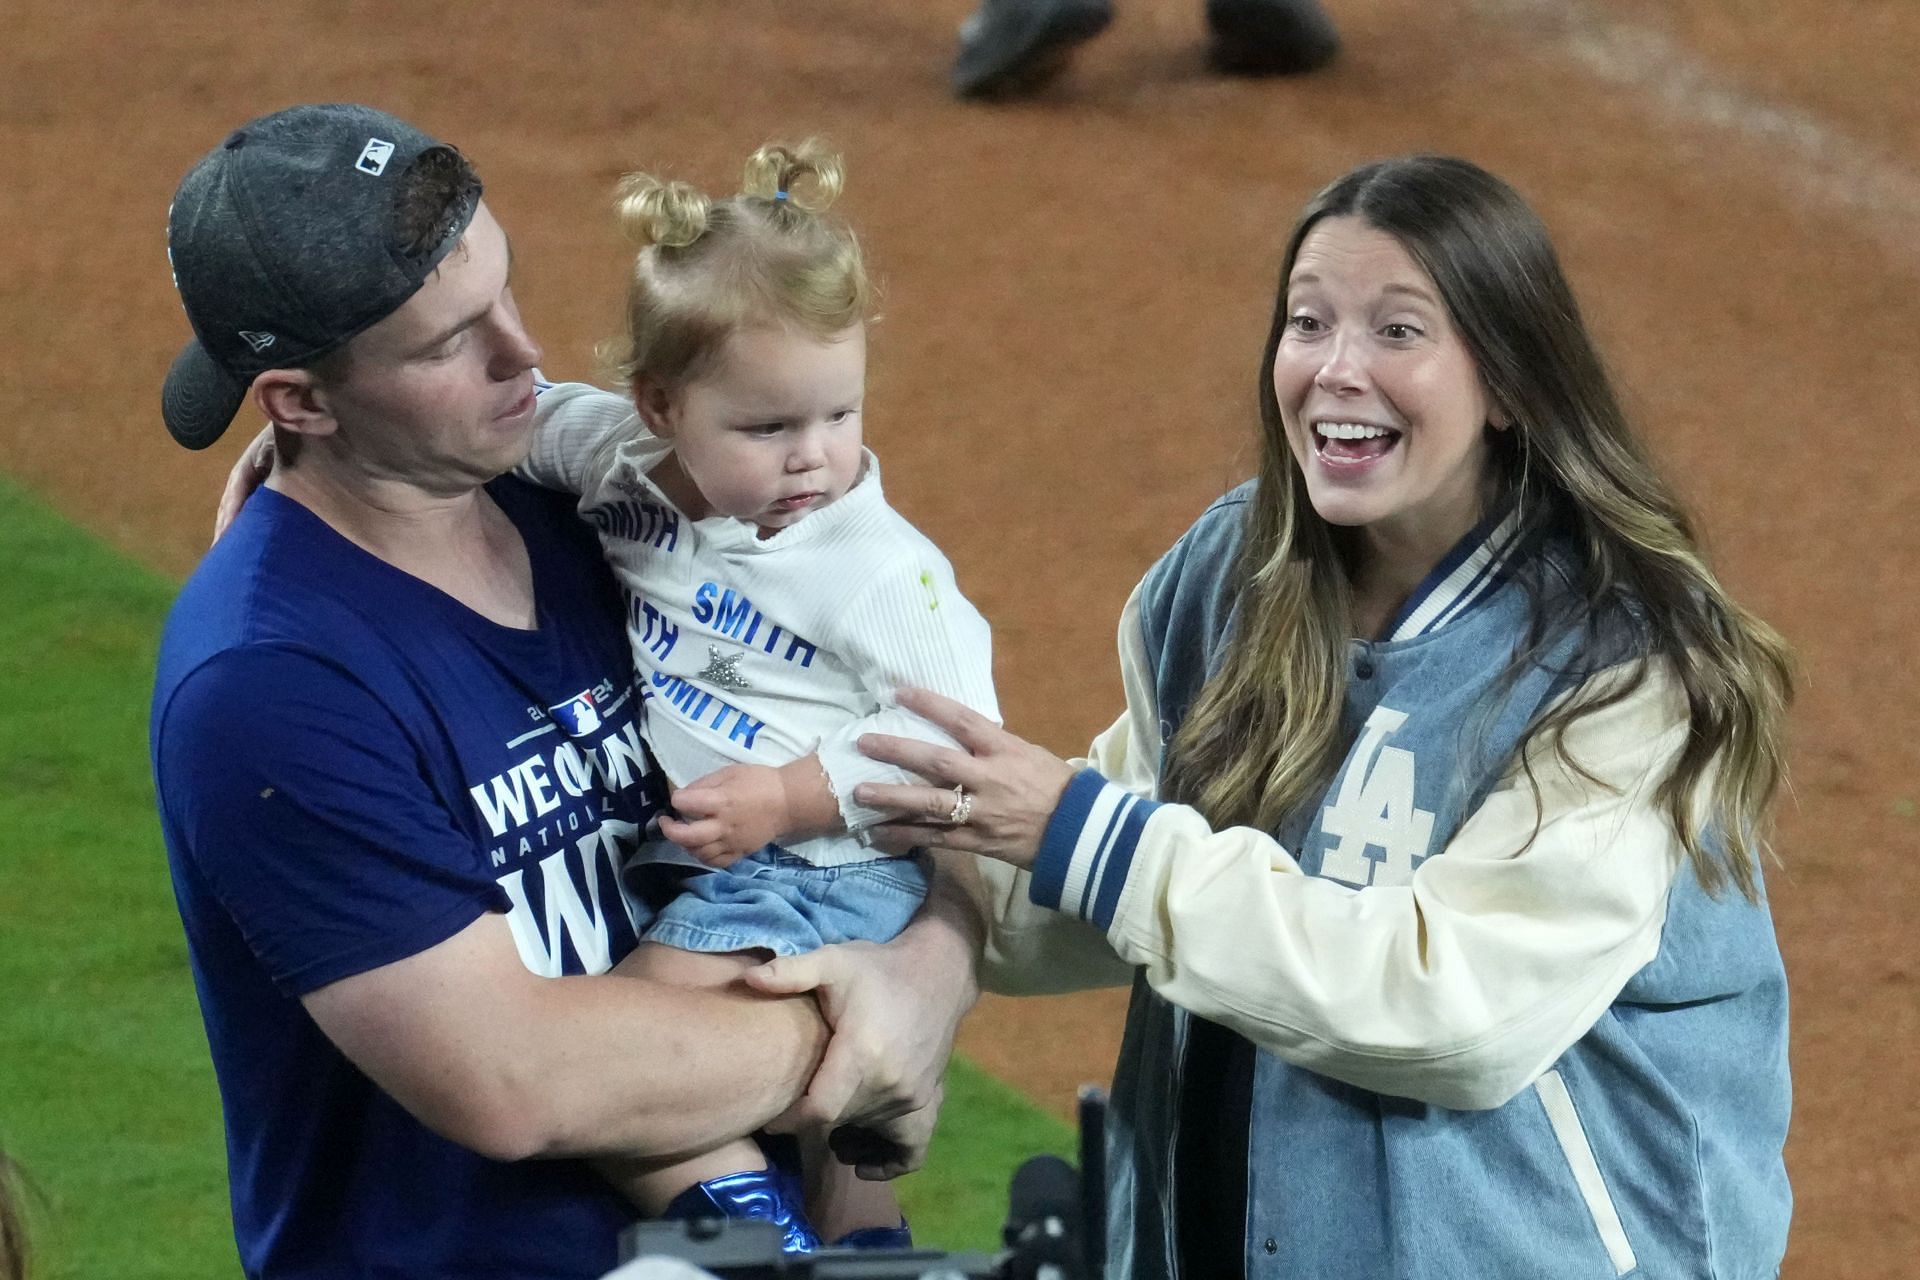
[238,330,276,353]
[356,138,395,175]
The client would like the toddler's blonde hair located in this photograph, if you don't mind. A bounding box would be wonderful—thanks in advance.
[602,140,872,390]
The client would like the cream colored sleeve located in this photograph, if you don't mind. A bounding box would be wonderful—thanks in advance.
[1031,658,1695,1111]
[970,585,1157,996]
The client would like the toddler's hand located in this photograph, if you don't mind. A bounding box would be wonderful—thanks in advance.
[659,764,788,867]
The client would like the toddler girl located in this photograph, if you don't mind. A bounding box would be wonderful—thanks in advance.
[520,141,999,1253]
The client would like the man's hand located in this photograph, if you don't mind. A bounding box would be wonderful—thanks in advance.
[658,764,789,867]
[743,897,979,1179]
[823,1091,943,1182]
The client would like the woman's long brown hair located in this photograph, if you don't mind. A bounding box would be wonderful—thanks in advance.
[1162,156,1794,899]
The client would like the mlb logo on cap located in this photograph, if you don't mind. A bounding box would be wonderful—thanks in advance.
[549,690,603,736]
[356,138,395,175]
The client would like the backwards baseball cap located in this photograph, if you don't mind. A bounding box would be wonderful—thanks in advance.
[161,102,482,449]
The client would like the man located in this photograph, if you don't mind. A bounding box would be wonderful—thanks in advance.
[152,103,973,1279]
[952,0,1339,98]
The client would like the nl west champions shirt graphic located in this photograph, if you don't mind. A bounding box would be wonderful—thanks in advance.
[467,677,655,977]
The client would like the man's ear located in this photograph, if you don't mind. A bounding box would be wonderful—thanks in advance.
[251,369,339,439]
[632,377,677,439]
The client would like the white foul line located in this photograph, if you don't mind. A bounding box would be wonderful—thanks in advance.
[1471,0,1920,268]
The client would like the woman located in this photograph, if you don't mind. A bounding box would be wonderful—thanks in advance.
[851,156,1796,1278]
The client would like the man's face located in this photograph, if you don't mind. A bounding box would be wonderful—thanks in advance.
[314,202,543,496]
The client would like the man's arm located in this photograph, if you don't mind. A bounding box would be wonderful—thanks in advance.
[303,911,826,1164]
[160,645,828,1167]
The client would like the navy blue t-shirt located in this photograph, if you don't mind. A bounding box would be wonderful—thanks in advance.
[151,478,664,1279]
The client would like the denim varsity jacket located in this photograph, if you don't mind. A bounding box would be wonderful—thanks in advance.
[977,483,1791,1279]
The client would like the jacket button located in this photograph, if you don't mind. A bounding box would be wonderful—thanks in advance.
[1264,1237,1278,1254]
[1354,658,1375,680]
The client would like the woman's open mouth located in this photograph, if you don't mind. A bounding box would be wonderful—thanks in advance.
[1313,420,1401,465]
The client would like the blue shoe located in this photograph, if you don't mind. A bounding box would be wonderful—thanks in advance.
[663,1167,822,1254]
[833,1218,914,1249]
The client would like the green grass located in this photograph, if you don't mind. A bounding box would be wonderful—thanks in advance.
[896,1058,1076,1247]
[0,476,1070,1273]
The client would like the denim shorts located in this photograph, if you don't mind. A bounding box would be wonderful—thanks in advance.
[630,846,930,957]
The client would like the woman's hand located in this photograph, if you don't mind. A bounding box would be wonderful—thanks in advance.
[212,425,276,544]
[851,687,1075,871]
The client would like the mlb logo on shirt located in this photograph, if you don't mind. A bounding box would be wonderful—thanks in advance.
[549,689,602,736]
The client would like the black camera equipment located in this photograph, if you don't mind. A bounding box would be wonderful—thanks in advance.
[612,1086,1109,1280]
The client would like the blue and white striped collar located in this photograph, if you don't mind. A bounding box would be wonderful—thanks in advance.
[1379,504,1526,643]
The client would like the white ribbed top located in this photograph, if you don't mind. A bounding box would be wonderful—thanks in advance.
[521,381,1000,866]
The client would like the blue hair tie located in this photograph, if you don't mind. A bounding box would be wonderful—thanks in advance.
[773,190,789,202]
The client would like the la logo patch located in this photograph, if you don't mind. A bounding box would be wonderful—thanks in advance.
[1319,705,1437,888]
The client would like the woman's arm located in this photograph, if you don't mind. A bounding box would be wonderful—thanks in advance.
[861,586,1157,997]
[855,662,1694,1112]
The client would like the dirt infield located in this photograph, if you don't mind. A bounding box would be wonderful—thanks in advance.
[4,0,1914,1273]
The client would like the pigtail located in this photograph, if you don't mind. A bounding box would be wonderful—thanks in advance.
[742,140,844,213]
[613,171,710,248]
[605,139,870,390]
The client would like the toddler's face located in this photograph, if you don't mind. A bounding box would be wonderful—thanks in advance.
[656,323,866,536]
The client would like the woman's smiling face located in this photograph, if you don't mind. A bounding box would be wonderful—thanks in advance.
[1272,215,1504,565]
